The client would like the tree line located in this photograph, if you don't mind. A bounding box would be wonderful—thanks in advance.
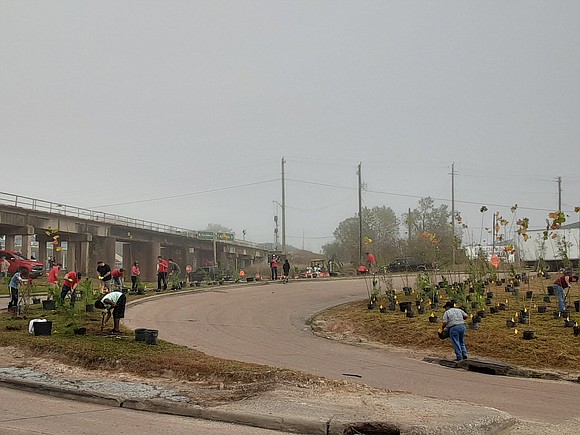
[322,197,464,267]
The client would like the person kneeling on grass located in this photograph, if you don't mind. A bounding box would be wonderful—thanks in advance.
[95,291,126,335]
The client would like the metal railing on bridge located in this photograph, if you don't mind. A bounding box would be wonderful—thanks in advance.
[0,191,267,249]
[0,191,199,237]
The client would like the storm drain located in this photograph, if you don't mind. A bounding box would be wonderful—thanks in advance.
[339,422,400,434]
[465,359,510,376]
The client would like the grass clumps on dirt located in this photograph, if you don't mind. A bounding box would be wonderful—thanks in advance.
[0,302,311,389]
[313,275,580,373]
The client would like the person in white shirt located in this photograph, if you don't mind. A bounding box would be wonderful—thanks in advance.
[442,301,468,361]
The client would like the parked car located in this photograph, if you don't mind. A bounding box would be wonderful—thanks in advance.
[0,250,45,278]
[386,257,437,273]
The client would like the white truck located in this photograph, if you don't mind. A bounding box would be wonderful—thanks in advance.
[517,222,580,270]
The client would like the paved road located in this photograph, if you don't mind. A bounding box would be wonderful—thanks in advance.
[124,279,580,423]
[0,386,285,435]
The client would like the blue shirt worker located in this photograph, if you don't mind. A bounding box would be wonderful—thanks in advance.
[8,268,28,313]
[442,301,468,361]
[95,291,127,335]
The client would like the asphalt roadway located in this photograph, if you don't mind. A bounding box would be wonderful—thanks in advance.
[0,385,284,435]
[124,278,580,426]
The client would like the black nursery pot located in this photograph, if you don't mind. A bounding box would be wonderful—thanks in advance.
[486,292,494,299]
[489,306,499,314]
[543,296,551,303]
[33,321,53,336]
[537,306,547,313]
[428,316,438,323]
[485,298,492,305]
[547,286,555,295]
[42,300,56,310]
[523,330,535,340]
[406,310,415,318]
[519,317,529,324]
[564,319,575,328]
[399,301,413,312]
[526,291,534,299]
[574,300,580,313]
[135,328,148,342]
[477,310,486,318]
[367,302,376,310]
[574,325,580,337]
[506,319,516,328]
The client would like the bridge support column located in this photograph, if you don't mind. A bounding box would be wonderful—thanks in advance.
[4,235,15,251]
[143,242,160,282]
[80,240,90,276]
[38,241,48,268]
[22,231,34,259]
[67,242,77,272]
[122,244,132,284]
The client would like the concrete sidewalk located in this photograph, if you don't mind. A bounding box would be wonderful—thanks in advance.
[0,365,515,434]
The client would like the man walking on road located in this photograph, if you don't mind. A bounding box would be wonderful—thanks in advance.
[270,255,279,281]
[282,259,291,283]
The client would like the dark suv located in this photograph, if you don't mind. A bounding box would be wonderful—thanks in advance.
[0,250,45,278]
[386,257,436,273]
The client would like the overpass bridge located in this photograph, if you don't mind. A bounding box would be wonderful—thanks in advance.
[0,192,270,281]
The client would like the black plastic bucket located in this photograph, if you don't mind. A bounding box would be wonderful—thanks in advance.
[135,328,148,342]
[145,329,158,345]
[33,321,53,336]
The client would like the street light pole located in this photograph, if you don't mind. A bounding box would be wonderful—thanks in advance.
[281,157,286,255]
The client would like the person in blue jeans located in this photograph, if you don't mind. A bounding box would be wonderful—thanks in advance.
[553,270,577,312]
[442,301,468,361]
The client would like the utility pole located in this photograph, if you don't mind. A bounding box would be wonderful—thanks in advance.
[281,157,286,255]
[450,163,456,266]
[557,176,562,212]
[357,163,363,262]
[408,208,412,243]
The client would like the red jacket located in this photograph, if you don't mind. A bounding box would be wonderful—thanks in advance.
[555,275,572,289]
[158,260,168,273]
[47,266,60,284]
[112,269,124,278]
[63,272,79,288]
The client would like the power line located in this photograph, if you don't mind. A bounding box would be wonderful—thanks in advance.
[287,177,575,213]
[91,179,279,208]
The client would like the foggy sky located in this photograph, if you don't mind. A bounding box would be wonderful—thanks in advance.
[1,1,579,253]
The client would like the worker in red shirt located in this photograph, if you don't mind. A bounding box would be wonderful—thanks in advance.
[270,255,279,280]
[111,268,125,292]
[157,256,168,291]
[366,252,376,272]
[60,271,82,305]
[47,263,62,290]
[554,269,578,312]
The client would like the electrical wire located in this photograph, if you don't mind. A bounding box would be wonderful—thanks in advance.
[90,179,279,209]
